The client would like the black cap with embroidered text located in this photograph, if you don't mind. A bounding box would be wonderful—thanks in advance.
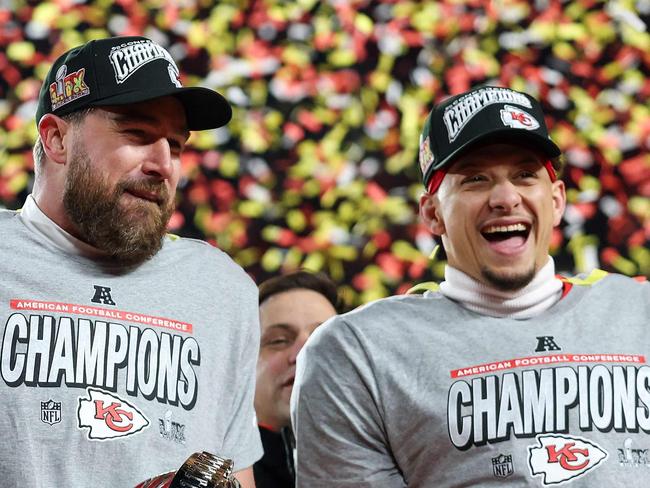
[418,86,561,189]
[35,36,232,131]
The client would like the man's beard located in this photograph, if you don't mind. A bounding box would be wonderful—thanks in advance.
[481,265,536,292]
[63,148,174,266]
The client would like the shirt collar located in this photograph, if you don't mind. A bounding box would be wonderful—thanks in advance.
[20,194,107,258]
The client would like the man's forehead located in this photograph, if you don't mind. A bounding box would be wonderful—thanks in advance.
[99,98,189,136]
[260,322,296,334]
[448,143,545,171]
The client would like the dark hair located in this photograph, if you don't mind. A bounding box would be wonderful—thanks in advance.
[550,155,565,176]
[259,271,340,312]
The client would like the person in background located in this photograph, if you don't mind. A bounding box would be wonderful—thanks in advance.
[0,36,261,487]
[291,85,649,487]
[254,271,340,488]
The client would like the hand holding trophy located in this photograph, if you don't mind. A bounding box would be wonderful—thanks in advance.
[135,451,241,488]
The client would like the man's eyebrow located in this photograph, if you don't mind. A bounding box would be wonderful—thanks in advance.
[261,323,296,334]
[517,156,545,165]
[452,154,543,171]
[110,112,190,140]
[449,159,483,172]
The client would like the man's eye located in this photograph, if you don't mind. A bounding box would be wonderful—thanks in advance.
[461,175,487,184]
[168,139,184,155]
[125,129,148,139]
[263,337,292,348]
[517,171,537,179]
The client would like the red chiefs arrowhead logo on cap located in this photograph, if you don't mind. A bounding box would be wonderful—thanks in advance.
[500,105,540,131]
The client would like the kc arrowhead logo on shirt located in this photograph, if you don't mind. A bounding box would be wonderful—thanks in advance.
[528,434,607,485]
[78,387,149,440]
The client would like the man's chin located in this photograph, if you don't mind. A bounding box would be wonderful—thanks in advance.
[481,265,536,291]
[120,194,164,216]
[109,240,164,266]
[281,384,294,397]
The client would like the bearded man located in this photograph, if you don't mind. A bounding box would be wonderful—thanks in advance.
[0,36,261,487]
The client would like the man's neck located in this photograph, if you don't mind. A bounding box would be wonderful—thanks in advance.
[19,194,107,258]
[32,178,76,236]
[439,258,564,319]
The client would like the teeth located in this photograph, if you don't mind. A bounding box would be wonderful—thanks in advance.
[484,223,527,234]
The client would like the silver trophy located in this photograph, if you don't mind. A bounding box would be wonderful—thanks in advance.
[135,451,242,488]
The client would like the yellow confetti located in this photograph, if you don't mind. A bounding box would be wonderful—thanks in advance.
[7,42,36,63]
[261,248,283,272]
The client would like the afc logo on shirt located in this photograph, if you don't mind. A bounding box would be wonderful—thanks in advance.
[91,285,116,306]
[535,336,561,352]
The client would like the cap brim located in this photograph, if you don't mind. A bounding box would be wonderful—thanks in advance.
[432,128,561,172]
[91,86,232,131]
[173,87,232,130]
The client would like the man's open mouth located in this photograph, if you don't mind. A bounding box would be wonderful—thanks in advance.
[481,223,531,243]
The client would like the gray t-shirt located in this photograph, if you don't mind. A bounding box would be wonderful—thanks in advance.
[0,206,262,486]
[292,273,650,487]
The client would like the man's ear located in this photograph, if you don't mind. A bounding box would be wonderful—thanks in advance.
[419,192,445,236]
[38,114,70,165]
[551,180,566,227]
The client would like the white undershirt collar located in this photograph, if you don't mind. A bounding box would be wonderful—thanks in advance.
[439,258,563,319]
[20,194,107,258]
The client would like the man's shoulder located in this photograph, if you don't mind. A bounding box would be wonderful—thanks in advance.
[162,234,233,265]
[0,208,28,244]
[596,271,648,296]
[345,292,444,321]
[159,235,255,290]
[312,292,448,344]
[0,207,20,224]
[560,269,649,307]
[561,269,647,291]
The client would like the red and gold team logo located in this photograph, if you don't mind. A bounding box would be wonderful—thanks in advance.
[49,64,90,111]
[528,434,607,485]
[78,387,149,440]
[419,135,434,174]
[500,105,540,131]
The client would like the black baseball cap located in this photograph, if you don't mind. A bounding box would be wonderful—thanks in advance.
[418,86,561,189]
[35,36,232,131]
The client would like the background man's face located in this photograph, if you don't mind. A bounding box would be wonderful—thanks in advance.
[255,288,337,431]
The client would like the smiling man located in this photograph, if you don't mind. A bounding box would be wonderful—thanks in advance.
[0,37,261,487]
[291,86,649,487]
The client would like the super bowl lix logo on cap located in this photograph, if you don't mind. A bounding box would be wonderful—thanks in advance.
[443,87,532,143]
[49,65,90,111]
[418,113,435,176]
[108,39,180,86]
[419,135,434,175]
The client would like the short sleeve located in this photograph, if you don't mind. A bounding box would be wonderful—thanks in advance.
[290,317,405,488]
[220,279,263,471]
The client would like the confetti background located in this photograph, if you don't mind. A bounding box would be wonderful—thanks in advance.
[1,0,648,309]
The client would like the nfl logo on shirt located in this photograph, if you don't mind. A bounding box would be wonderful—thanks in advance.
[41,399,62,425]
[492,453,514,478]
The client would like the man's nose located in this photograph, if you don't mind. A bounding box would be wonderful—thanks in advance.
[141,138,174,180]
[289,335,309,365]
[488,179,522,212]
